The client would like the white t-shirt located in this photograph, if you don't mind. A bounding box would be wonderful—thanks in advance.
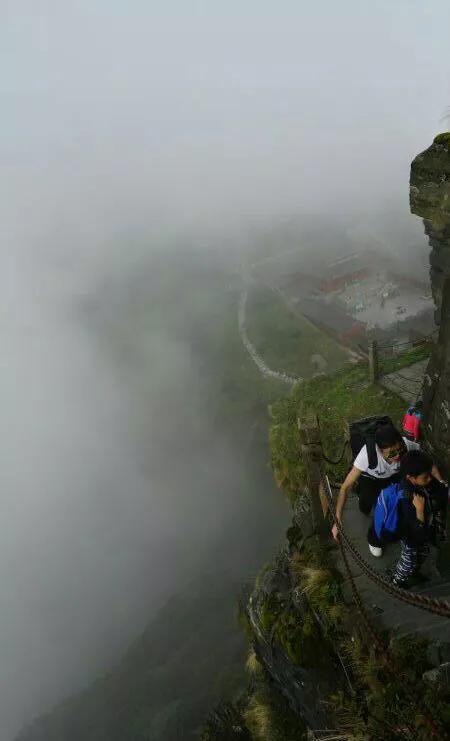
[353,437,420,478]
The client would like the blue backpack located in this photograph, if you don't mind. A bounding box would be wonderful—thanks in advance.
[373,482,406,540]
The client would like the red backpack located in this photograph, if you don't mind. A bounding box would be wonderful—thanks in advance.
[402,406,422,442]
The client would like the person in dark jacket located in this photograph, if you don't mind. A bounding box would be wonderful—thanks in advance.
[390,450,447,587]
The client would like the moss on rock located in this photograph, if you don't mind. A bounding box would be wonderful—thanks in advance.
[433,132,450,147]
[259,592,286,635]
[243,681,307,740]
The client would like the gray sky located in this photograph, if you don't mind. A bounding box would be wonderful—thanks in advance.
[2,0,449,237]
[1,2,449,739]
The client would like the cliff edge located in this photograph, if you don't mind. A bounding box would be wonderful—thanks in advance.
[410,133,450,467]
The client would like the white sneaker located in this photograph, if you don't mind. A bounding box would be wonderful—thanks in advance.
[369,544,383,558]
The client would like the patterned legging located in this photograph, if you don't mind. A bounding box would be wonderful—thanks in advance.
[391,541,430,586]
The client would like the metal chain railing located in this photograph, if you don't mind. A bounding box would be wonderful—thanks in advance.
[333,517,423,740]
[319,474,448,740]
[377,329,438,353]
[374,330,437,385]
[322,475,450,618]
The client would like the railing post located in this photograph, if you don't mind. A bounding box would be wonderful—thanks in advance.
[297,410,329,539]
[368,339,379,384]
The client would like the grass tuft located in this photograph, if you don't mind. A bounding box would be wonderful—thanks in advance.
[246,648,264,676]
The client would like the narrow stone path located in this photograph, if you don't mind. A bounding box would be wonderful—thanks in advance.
[380,359,429,403]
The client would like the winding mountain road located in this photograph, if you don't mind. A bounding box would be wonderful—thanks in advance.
[238,288,302,386]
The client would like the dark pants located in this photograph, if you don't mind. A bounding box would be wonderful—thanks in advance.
[367,523,388,549]
[357,473,401,516]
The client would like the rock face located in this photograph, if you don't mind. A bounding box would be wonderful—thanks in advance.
[245,491,344,733]
[410,133,450,467]
[246,549,335,731]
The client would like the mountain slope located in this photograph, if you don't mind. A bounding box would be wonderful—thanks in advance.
[16,575,247,741]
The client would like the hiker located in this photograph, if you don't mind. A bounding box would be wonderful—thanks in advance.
[402,402,422,442]
[384,450,448,587]
[367,450,448,557]
[331,423,444,541]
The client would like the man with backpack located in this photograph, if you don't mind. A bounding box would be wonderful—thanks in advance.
[372,450,448,587]
[331,423,420,541]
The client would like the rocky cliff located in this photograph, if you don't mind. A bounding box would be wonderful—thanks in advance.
[410,133,450,466]
[203,142,450,739]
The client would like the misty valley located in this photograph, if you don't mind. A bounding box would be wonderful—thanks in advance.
[13,243,292,741]
[3,4,450,740]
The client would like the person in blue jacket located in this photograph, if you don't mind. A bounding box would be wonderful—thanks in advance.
[371,450,447,587]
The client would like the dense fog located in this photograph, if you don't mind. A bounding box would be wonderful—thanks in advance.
[1,1,450,738]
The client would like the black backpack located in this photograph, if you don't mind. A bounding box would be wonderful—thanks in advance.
[349,415,393,470]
